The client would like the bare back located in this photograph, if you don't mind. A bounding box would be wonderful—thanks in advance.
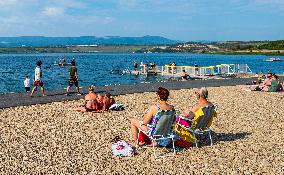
[85,92,98,110]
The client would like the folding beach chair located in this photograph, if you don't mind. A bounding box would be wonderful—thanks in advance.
[138,109,177,159]
[175,106,217,148]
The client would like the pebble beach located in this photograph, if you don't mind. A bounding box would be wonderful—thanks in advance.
[0,86,283,174]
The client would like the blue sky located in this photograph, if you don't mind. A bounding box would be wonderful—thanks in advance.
[0,0,283,41]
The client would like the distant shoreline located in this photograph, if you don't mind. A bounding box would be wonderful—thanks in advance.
[1,46,284,56]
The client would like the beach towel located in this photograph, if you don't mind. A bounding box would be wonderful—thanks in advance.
[109,103,125,111]
[138,131,151,145]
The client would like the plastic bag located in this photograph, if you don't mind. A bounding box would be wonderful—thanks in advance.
[112,137,134,157]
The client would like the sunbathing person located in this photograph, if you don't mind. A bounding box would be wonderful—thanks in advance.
[75,86,98,112]
[96,94,104,110]
[246,72,273,91]
[266,74,282,92]
[103,92,115,111]
[130,87,174,146]
[181,87,214,119]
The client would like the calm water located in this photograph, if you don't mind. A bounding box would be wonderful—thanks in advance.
[0,53,283,93]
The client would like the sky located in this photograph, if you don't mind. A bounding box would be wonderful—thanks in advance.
[0,0,283,41]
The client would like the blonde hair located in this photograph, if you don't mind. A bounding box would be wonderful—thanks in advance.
[88,85,95,92]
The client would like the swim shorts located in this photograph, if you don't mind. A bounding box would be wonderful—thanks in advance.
[68,78,78,87]
[33,80,44,87]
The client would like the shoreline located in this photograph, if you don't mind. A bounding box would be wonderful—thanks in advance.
[1,76,284,109]
[0,77,258,109]
[1,50,284,56]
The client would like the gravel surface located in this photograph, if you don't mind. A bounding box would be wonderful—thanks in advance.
[0,86,283,174]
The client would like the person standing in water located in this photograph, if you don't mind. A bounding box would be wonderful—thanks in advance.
[30,61,46,97]
[66,60,81,96]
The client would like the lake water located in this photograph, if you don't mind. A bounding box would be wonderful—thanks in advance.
[0,53,283,93]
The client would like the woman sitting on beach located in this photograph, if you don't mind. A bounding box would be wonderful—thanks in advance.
[75,85,98,112]
[130,87,175,146]
[180,87,214,119]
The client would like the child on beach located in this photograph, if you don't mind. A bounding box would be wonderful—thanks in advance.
[23,75,31,92]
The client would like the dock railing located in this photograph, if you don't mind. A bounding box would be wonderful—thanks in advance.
[161,65,215,77]
[159,64,252,77]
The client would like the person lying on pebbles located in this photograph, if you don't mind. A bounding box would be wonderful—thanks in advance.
[102,92,115,111]
[96,92,116,111]
[75,87,116,113]
[130,87,175,147]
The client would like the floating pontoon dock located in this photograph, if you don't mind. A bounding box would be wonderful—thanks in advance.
[124,64,252,78]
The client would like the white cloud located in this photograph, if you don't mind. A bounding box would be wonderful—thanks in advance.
[42,7,65,16]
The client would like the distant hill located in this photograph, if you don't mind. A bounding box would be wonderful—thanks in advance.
[0,35,180,47]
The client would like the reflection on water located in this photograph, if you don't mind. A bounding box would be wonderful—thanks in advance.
[0,53,283,93]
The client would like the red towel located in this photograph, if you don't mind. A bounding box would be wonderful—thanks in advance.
[138,132,151,145]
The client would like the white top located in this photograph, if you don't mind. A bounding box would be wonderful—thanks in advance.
[24,78,30,87]
[34,66,41,81]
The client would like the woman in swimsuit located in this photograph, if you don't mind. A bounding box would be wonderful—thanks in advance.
[75,86,98,112]
[130,87,174,146]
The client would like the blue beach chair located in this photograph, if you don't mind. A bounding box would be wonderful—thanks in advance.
[138,109,177,159]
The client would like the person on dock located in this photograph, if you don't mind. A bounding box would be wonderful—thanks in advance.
[172,62,177,73]
[181,70,188,81]
[134,62,138,71]
[30,61,46,97]
[24,75,31,92]
[66,60,81,96]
